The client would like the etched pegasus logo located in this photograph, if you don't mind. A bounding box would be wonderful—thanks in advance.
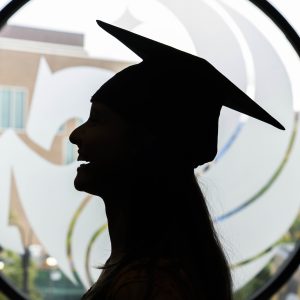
[0,57,114,288]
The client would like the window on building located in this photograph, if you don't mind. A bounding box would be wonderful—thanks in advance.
[62,118,82,164]
[0,87,27,130]
[64,137,77,164]
[58,123,65,133]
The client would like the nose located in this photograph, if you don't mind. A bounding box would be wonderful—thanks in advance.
[69,122,84,146]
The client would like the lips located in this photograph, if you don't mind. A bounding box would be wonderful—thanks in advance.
[78,156,90,163]
[77,160,91,171]
[77,151,91,167]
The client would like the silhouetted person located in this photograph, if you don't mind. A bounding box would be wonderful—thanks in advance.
[69,20,285,300]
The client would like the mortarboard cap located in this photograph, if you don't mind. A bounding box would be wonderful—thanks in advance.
[94,20,285,168]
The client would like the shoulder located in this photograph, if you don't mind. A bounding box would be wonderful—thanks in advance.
[111,281,189,300]
[107,258,196,300]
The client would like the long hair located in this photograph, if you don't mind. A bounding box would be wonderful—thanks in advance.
[82,127,233,299]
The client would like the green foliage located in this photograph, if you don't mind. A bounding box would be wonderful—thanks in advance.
[233,264,272,300]
[35,269,84,300]
[0,248,42,300]
[283,214,300,243]
[0,292,9,300]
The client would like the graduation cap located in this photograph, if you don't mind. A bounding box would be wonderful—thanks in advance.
[94,20,285,168]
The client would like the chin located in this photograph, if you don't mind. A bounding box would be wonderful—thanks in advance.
[73,164,119,198]
[73,171,98,195]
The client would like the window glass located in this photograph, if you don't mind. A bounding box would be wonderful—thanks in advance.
[14,90,26,129]
[0,0,10,11]
[0,88,11,128]
[0,0,299,299]
[0,87,27,130]
[64,134,78,165]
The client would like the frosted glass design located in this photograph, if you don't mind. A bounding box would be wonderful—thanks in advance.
[0,0,299,298]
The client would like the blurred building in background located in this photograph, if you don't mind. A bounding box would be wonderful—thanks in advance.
[0,24,127,299]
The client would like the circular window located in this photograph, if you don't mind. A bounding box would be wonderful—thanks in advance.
[0,1,299,299]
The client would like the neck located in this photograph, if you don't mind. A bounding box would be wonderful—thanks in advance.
[100,178,135,262]
[101,167,195,262]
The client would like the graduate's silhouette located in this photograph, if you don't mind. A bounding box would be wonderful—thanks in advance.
[69,20,285,300]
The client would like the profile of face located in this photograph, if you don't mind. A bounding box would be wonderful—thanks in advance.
[69,100,135,196]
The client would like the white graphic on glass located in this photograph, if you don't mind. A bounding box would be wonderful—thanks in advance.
[2,0,300,292]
